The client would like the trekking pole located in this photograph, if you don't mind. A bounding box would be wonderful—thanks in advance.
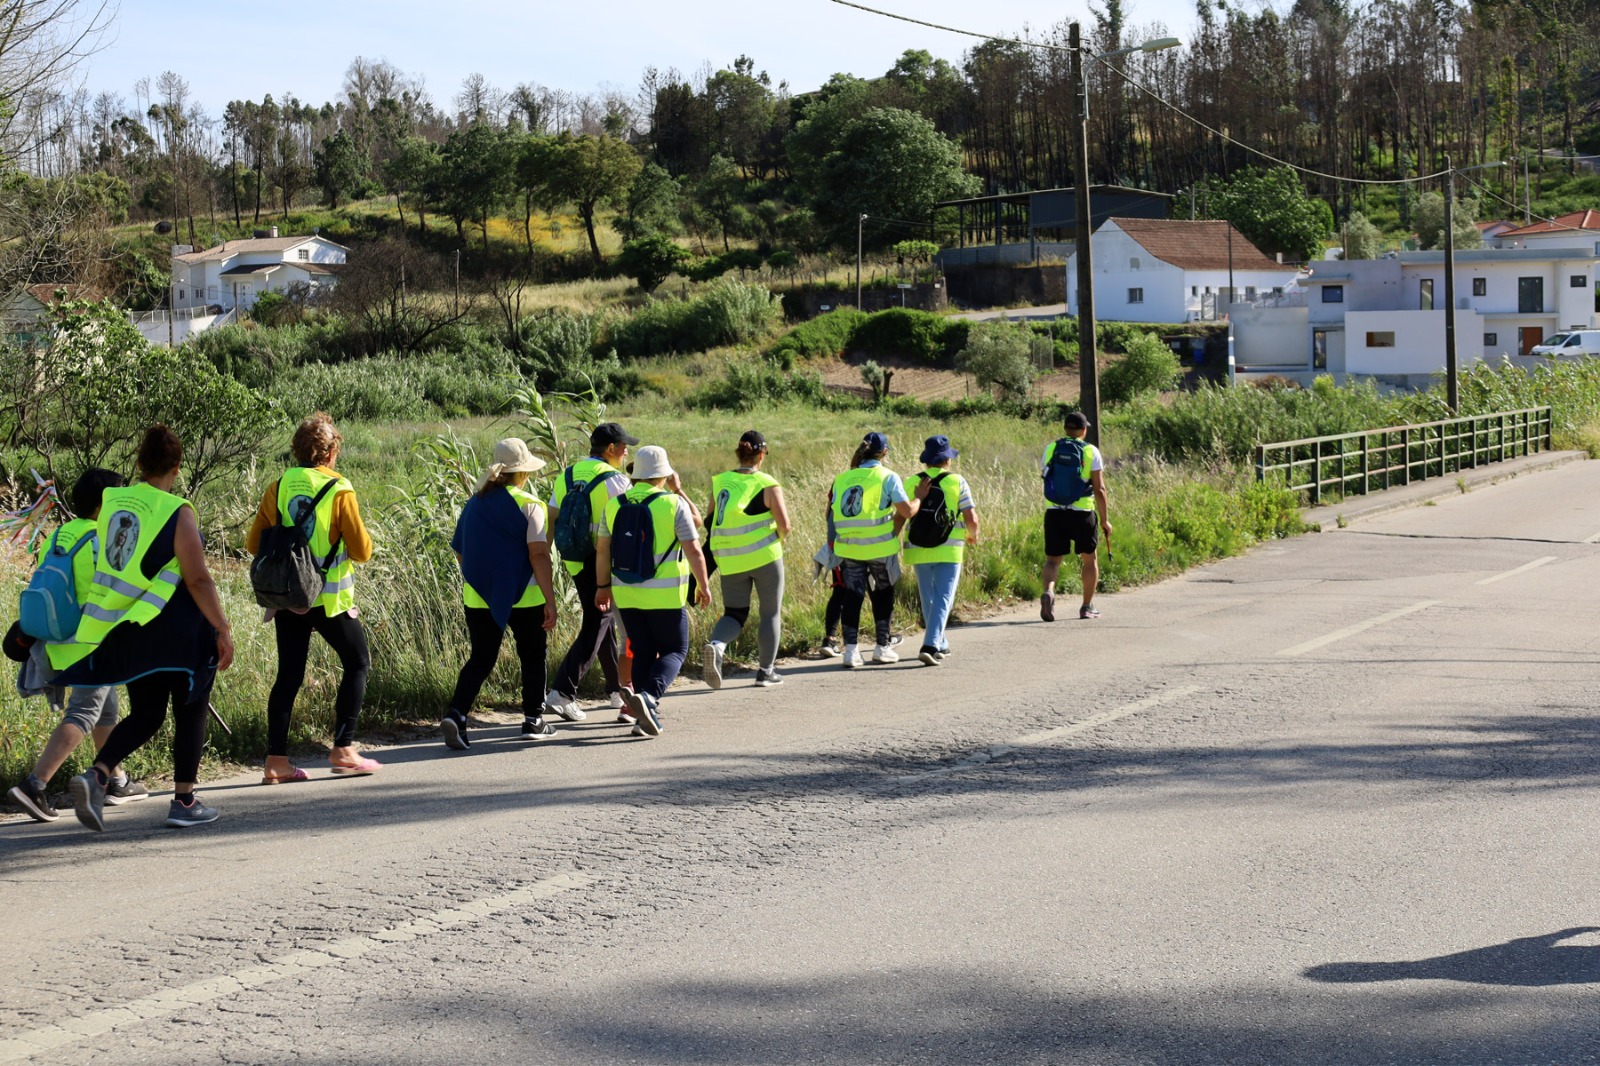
[1102,520,1114,564]
[206,702,232,736]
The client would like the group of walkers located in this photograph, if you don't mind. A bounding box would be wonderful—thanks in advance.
[4,409,1111,833]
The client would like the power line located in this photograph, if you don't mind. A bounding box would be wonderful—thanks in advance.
[828,0,1454,188]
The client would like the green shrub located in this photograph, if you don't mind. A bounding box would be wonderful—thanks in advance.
[851,308,966,364]
[958,320,1037,401]
[692,277,783,348]
[608,297,698,357]
[768,308,867,367]
[1100,332,1182,406]
[689,358,832,411]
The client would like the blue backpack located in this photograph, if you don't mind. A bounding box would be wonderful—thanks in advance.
[18,527,97,641]
[611,491,670,585]
[553,465,624,562]
[1043,437,1095,507]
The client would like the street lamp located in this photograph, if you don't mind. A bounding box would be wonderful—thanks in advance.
[1070,26,1181,445]
[1442,157,1507,412]
[856,213,868,310]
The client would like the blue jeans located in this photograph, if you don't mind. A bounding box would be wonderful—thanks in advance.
[618,607,689,703]
[914,562,961,653]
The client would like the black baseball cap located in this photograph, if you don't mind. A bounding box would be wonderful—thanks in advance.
[1063,411,1091,430]
[591,422,640,450]
[739,430,768,452]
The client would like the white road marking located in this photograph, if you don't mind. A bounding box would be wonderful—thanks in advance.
[1276,600,1440,658]
[1476,556,1558,585]
[0,871,593,1063]
[895,685,1203,784]
[1584,532,1600,544]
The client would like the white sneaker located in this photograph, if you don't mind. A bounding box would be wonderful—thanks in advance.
[606,691,627,710]
[545,690,586,722]
[842,644,863,669]
[873,644,900,664]
[703,642,724,690]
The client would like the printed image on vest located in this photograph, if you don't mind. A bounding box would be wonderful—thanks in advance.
[1044,508,1098,557]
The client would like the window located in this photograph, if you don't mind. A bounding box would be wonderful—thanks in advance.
[1127,287,1144,304]
[1574,275,1588,288]
[178,289,185,300]
[1518,276,1544,314]
[298,248,310,261]
[1245,286,1257,300]
[1191,285,1198,296]
[1472,277,1486,297]
[1484,332,1498,346]
[1129,257,1141,271]
[1272,287,1283,296]
[1365,331,1396,348]
[1419,278,1434,311]
[1322,285,1345,303]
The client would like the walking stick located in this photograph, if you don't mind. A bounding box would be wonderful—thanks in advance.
[207,702,232,736]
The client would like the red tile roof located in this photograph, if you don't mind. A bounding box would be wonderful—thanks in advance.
[1497,209,1600,237]
[1107,218,1284,271]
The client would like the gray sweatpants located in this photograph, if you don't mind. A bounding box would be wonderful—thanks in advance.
[710,559,785,672]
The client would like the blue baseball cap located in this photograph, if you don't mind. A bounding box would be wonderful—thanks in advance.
[862,431,890,453]
[919,435,958,464]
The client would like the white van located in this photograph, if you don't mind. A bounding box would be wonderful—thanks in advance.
[1529,330,1600,358]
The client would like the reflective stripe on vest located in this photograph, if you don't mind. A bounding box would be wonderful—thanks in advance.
[830,465,898,560]
[279,467,356,615]
[606,487,690,610]
[463,484,548,610]
[47,483,189,671]
[903,469,968,566]
[709,470,782,575]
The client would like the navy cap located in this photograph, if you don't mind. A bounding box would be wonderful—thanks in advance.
[1063,411,1090,430]
[739,429,768,452]
[591,422,640,450]
[919,434,958,464]
[862,431,890,453]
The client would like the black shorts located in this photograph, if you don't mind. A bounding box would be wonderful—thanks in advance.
[1044,508,1099,557]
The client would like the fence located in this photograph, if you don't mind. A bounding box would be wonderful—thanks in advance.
[1254,407,1553,504]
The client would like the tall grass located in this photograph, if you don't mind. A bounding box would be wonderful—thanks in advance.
[0,402,1303,791]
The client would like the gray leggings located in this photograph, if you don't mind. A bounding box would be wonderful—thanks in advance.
[710,559,785,671]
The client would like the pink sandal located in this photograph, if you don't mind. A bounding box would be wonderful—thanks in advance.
[329,756,382,776]
[261,766,310,785]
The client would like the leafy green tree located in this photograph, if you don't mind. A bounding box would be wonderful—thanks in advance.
[1412,192,1482,251]
[617,235,689,292]
[1199,166,1334,263]
[313,130,364,208]
[382,135,440,234]
[1341,211,1384,259]
[957,320,1035,402]
[704,56,779,178]
[784,75,875,198]
[694,154,747,252]
[814,108,979,250]
[548,134,643,263]
[440,124,516,249]
[612,161,681,241]
[513,133,560,261]
[1100,332,1181,406]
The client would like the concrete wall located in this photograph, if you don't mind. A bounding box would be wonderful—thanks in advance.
[1231,304,1310,367]
[937,242,1074,269]
[1344,309,1484,375]
[782,281,948,319]
[945,264,1065,308]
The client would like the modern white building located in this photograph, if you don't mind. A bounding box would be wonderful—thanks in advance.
[170,231,348,312]
[1065,218,1298,324]
[1489,210,1600,252]
[1232,242,1600,384]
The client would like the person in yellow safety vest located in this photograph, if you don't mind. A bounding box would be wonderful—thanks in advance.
[1040,410,1112,622]
[702,430,791,690]
[595,445,711,738]
[827,431,920,669]
[57,425,236,832]
[440,439,560,750]
[246,413,380,783]
[6,468,151,822]
[903,435,981,666]
[544,422,638,724]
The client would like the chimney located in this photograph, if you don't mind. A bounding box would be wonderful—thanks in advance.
[270,225,279,239]
[1276,252,1283,264]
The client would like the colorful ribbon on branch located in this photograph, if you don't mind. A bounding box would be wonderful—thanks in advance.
[0,470,68,556]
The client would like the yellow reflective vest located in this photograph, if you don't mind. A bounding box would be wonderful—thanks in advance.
[708,470,782,575]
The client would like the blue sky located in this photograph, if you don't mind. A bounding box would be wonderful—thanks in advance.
[84,0,1201,113]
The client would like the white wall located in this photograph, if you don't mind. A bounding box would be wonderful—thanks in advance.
[1344,309,1484,375]
[1231,304,1310,367]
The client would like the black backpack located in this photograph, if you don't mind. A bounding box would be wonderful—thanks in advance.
[552,465,624,562]
[611,491,671,584]
[250,478,342,610]
[907,472,957,549]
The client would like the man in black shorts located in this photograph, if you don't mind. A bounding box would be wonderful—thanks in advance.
[1039,411,1111,621]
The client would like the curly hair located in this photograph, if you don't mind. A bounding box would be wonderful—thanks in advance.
[136,425,183,477]
[291,412,343,467]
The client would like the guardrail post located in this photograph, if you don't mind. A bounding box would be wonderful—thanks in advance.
[1255,444,1266,484]
[1311,440,1322,505]
[1360,433,1370,496]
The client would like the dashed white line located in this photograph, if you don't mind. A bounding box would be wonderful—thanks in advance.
[0,871,594,1063]
[1276,600,1440,658]
[1476,556,1558,585]
[896,685,1203,784]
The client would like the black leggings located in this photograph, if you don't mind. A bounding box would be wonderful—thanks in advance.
[824,583,845,638]
[268,607,370,756]
[839,585,895,646]
[551,564,620,699]
[96,673,207,786]
[450,606,548,716]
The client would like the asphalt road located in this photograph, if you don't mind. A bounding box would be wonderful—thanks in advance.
[5,462,1600,1064]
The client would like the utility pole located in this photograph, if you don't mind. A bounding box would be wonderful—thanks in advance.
[1444,155,1458,412]
[856,213,867,310]
[454,249,461,315]
[1070,21,1100,446]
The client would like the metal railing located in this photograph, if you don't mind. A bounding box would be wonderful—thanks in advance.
[1254,407,1553,504]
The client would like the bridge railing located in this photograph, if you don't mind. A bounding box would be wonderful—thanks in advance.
[1254,407,1553,504]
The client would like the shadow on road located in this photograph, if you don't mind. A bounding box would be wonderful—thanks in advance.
[1305,928,1600,986]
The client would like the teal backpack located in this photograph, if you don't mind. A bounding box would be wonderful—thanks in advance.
[18,527,97,642]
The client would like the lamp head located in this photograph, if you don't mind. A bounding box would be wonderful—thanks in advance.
[1141,37,1182,51]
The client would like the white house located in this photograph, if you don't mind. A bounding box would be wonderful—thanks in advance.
[1489,209,1600,252]
[1066,218,1298,324]
[1232,244,1600,385]
[170,231,349,312]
